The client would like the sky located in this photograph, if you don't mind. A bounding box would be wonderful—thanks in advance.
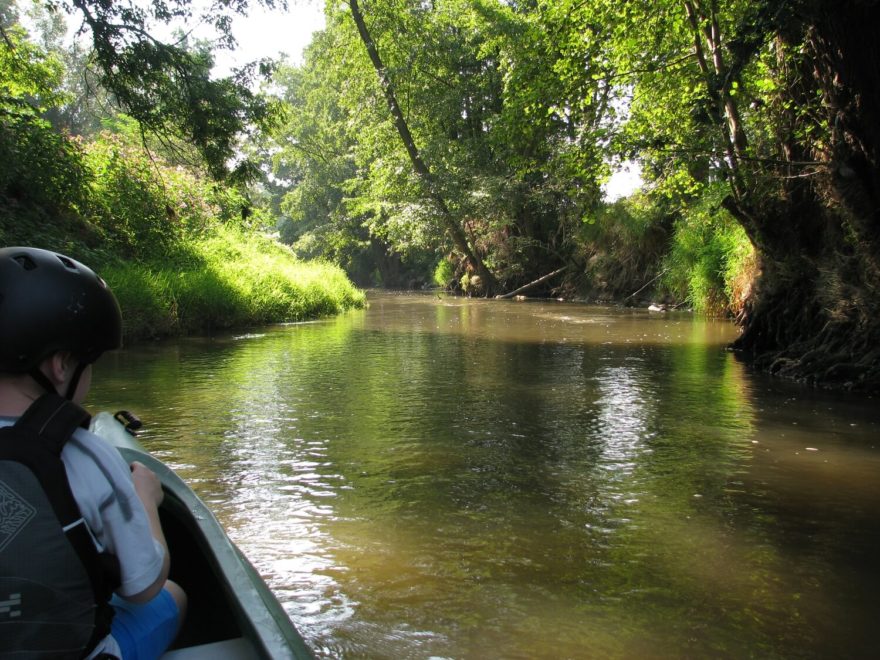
[22,1,326,75]
[207,1,326,76]
[603,162,642,202]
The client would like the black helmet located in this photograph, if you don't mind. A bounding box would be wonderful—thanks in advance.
[0,247,122,373]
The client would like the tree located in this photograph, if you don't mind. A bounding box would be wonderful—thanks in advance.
[602,0,879,387]
[733,0,880,386]
[345,0,500,293]
[266,0,622,294]
[268,53,368,277]
[0,2,67,115]
[34,0,285,180]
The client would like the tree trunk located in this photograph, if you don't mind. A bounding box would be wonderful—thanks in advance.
[346,0,500,295]
[683,0,748,199]
[495,266,568,299]
[730,0,880,391]
[809,1,880,246]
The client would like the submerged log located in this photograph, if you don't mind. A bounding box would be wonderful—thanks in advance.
[495,266,568,300]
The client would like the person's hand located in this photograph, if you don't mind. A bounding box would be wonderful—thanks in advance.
[130,461,164,508]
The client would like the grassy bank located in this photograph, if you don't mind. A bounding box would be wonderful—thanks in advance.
[103,227,365,342]
[573,186,756,317]
[0,116,364,342]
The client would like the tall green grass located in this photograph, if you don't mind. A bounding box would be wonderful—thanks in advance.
[102,227,365,341]
[661,184,755,316]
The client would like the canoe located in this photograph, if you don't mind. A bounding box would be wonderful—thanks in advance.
[90,412,314,660]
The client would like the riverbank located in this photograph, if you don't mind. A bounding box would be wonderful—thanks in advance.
[2,223,365,343]
[102,227,365,342]
[0,122,364,343]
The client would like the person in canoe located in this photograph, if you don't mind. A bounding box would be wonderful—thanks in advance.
[0,247,187,659]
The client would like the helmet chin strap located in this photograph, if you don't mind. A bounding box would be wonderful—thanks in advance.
[28,360,89,401]
[65,361,89,401]
[28,368,59,397]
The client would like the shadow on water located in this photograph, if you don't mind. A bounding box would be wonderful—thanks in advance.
[90,292,880,659]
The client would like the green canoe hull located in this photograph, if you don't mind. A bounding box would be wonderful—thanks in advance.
[91,412,313,660]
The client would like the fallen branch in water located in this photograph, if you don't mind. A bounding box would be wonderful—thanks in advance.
[495,266,569,300]
[625,268,668,301]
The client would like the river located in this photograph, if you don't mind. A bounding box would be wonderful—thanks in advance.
[89,291,880,659]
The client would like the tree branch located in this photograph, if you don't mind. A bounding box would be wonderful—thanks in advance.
[495,266,568,300]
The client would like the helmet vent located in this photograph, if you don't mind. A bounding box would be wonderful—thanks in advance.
[56,255,78,271]
[13,255,37,271]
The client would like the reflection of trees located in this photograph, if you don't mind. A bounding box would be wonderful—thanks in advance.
[94,315,366,643]
[87,295,878,657]
[598,337,874,657]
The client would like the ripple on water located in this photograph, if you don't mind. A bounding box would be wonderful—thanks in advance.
[86,294,880,659]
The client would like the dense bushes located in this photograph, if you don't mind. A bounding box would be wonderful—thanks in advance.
[0,116,99,255]
[575,194,672,303]
[83,137,205,258]
[571,186,755,317]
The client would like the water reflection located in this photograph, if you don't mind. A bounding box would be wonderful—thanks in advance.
[222,408,353,637]
[88,292,880,659]
[595,361,652,479]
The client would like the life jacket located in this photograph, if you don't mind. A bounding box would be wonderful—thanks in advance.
[0,393,120,659]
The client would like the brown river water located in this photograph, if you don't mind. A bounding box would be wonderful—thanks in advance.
[89,291,880,659]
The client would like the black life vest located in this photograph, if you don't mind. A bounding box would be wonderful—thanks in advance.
[0,393,120,659]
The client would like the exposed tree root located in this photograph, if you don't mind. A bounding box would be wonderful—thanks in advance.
[731,260,880,392]
[735,319,880,392]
